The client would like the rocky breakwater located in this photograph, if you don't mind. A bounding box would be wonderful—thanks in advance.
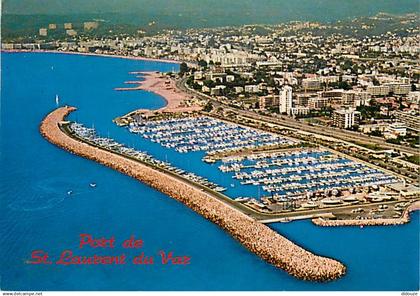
[40,106,346,282]
[313,201,420,227]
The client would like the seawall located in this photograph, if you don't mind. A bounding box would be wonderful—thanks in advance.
[40,106,346,282]
[312,201,420,227]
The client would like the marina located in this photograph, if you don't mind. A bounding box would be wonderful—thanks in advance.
[68,122,228,192]
[123,114,401,205]
[217,149,400,199]
[127,116,296,154]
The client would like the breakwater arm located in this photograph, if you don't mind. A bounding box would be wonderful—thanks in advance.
[312,201,420,227]
[40,106,346,282]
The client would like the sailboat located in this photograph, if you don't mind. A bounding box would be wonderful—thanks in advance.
[55,94,60,107]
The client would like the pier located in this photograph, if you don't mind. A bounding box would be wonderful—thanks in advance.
[40,106,346,282]
[127,115,295,154]
[312,200,420,227]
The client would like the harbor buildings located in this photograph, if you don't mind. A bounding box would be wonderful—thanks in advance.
[66,30,77,37]
[394,111,420,132]
[332,108,361,129]
[259,95,279,110]
[39,28,48,36]
[84,22,99,30]
[302,78,322,91]
[280,85,293,115]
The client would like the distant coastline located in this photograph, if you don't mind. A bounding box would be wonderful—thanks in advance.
[1,49,181,65]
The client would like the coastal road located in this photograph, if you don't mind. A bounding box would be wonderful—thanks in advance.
[177,76,419,155]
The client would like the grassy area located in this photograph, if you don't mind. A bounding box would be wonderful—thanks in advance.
[405,155,420,166]
[348,140,383,151]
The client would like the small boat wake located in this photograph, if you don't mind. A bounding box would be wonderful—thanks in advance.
[55,94,60,107]
[7,179,98,211]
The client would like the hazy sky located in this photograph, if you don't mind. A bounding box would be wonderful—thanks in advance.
[3,0,419,16]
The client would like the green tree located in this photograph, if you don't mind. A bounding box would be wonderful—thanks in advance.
[370,130,382,137]
[338,81,351,90]
[179,62,189,74]
[198,60,208,68]
[203,102,213,112]
[372,77,380,86]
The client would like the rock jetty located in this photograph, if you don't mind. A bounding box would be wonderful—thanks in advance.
[313,201,420,227]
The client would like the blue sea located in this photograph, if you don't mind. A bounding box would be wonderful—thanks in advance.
[0,52,418,291]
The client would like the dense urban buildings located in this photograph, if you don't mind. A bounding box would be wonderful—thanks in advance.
[332,108,361,129]
[3,14,419,149]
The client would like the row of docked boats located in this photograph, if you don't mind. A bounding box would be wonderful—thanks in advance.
[69,122,226,192]
[127,116,296,154]
[217,149,400,199]
[261,174,396,195]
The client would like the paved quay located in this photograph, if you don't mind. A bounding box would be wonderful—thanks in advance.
[313,201,420,227]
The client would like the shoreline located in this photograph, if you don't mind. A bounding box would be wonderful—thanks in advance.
[40,106,346,282]
[115,71,202,113]
[1,49,181,65]
[312,201,420,227]
[5,49,199,113]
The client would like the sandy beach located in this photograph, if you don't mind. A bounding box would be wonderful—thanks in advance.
[115,71,202,113]
[40,106,346,282]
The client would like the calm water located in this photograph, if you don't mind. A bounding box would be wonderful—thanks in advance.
[0,52,418,291]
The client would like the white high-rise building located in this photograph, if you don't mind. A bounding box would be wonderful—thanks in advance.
[279,85,293,115]
[332,108,361,129]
